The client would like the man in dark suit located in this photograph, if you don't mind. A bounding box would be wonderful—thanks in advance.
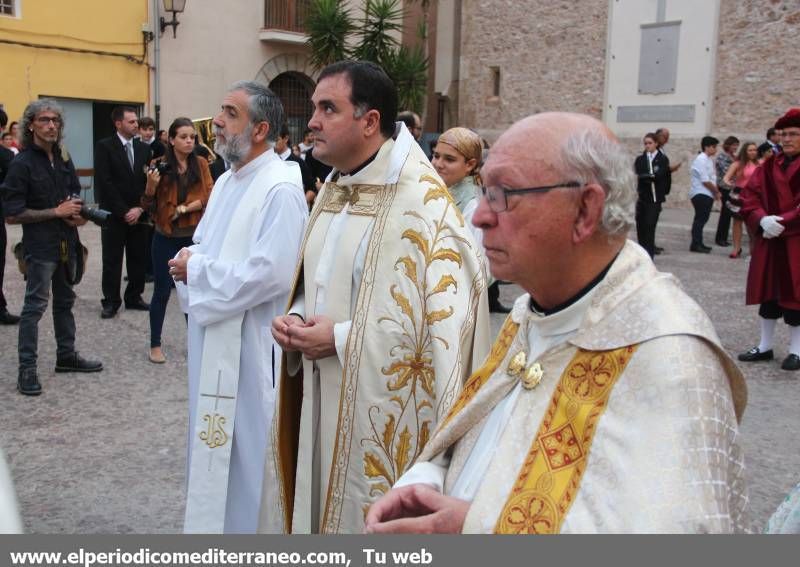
[274,125,315,203]
[93,106,151,318]
[136,116,163,282]
[0,108,20,324]
[209,155,229,182]
[138,116,165,162]
[635,132,671,258]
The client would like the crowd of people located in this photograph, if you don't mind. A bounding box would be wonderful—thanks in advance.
[1,59,799,534]
[632,120,800,372]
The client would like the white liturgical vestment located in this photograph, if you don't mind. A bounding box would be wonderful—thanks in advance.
[0,450,22,533]
[261,124,491,534]
[177,149,307,533]
[399,242,750,533]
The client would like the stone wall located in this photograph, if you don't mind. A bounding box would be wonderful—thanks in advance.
[456,0,798,208]
[458,0,608,142]
[713,0,800,134]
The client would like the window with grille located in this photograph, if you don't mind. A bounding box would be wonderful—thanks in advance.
[269,72,314,146]
[0,0,17,17]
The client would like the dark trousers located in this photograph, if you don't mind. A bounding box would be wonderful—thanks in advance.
[144,224,154,277]
[690,194,714,247]
[715,188,732,243]
[0,221,7,309]
[759,300,800,327]
[101,218,147,309]
[636,198,660,258]
[653,202,663,246]
[150,232,193,348]
[18,258,76,369]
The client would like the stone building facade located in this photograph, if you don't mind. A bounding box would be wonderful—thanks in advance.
[442,0,800,205]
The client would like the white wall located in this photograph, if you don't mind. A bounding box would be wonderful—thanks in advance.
[434,0,457,97]
[603,0,720,137]
[157,1,302,126]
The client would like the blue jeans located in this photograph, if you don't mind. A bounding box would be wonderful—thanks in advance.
[19,257,76,369]
[150,232,193,348]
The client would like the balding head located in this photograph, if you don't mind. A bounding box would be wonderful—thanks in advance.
[483,112,635,236]
[474,112,635,307]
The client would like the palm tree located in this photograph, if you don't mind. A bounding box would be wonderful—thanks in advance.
[306,0,353,70]
[305,0,429,114]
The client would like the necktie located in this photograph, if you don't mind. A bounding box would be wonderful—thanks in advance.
[126,142,134,170]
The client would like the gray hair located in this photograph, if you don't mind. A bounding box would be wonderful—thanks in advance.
[20,99,65,149]
[560,129,636,235]
[229,81,284,142]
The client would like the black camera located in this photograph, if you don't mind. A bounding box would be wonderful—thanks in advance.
[150,161,171,175]
[70,195,111,226]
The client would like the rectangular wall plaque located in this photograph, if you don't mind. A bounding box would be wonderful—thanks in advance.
[617,104,696,123]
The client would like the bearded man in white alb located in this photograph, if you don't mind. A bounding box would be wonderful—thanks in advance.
[170,81,307,533]
[365,112,749,534]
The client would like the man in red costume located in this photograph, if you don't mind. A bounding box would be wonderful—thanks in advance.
[739,108,800,371]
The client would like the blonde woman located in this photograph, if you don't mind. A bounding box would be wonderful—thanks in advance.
[432,127,508,312]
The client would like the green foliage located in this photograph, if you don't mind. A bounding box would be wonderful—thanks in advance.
[383,45,428,113]
[306,0,354,70]
[306,0,429,114]
[352,0,403,64]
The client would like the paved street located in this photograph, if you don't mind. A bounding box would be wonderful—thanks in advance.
[1,207,798,533]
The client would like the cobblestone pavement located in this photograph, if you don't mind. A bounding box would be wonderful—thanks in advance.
[1,207,797,533]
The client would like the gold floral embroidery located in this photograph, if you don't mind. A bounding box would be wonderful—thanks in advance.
[495,346,638,534]
[499,492,558,534]
[439,318,519,428]
[362,174,467,497]
[564,350,619,402]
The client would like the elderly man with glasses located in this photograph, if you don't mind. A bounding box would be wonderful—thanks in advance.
[365,112,749,534]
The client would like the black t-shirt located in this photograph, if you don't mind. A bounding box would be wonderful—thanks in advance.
[1,144,80,261]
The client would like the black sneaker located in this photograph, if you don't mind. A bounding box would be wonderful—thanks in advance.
[18,368,42,396]
[55,353,103,373]
[0,309,20,325]
[101,305,118,319]
[737,347,774,362]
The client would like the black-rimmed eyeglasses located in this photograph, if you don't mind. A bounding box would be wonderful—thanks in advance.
[476,182,582,213]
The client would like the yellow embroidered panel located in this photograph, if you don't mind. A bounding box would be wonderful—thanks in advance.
[321,183,384,216]
[360,174,470,499]
[494,345,638,534]
[440,317,520,429]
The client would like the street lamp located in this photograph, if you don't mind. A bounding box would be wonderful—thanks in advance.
[160,0,187,38]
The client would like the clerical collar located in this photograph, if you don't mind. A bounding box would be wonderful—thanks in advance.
[339,150,380,177]
[529,254,618,316]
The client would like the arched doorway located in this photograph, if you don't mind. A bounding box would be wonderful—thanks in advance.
[269,71,315,147]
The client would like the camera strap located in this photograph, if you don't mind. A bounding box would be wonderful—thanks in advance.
[60,237,88,286]
[59,239,69,265]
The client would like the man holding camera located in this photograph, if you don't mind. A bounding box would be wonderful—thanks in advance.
[94,106,152,318]
[1,99,103,396]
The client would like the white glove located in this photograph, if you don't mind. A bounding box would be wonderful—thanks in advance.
[760,215,785,239]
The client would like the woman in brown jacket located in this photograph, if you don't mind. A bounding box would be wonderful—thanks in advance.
[142,117,212,363]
